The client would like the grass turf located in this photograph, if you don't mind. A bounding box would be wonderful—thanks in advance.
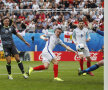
[0,61,104,90]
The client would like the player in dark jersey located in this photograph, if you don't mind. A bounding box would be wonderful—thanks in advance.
[0,17,30,80]
[78,29,104,75]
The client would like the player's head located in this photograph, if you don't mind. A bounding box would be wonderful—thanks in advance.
[78,19,84,29]
[54,28,63,37]
[2,17,11,27]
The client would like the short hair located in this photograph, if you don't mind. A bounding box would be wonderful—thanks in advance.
[1,16,12,26]
[54,28,63,33]
[2,16,10,21]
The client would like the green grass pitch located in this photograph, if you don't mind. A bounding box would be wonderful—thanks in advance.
[0,61,103,90]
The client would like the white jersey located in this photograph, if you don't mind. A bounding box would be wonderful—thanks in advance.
[42,34,65,63]
[72,27,91,46]
[72,28,91,57]
[43,34,64,52]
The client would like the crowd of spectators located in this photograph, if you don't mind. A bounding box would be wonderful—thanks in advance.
[0,0,104,33]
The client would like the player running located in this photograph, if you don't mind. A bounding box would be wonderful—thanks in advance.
[72,19,94,76]
[0,17,30,80]
[27,28,77,81]
[78,29,104,75]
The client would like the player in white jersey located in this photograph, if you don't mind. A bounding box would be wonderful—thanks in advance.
[72,20,94,76]
[27,28,77,81]
[78,29,104,75]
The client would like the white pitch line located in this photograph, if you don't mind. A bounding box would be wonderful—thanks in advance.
[0,70,102,76]
[0,73,21,75]
[0,71,43,75]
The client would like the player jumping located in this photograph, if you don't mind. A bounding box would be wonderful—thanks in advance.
[27,28,77,81]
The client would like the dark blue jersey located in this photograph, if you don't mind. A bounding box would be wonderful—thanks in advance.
[0,26,17,47]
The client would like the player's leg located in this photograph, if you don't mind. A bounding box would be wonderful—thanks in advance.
[83,47,91,69]
[77,51,85,71]
[14,54,24,74]
[27,62,49,76]
[77,51,87,76]
[79,54,84,71]
[34,62,49,70]
[14,54,28,79]
[11,45,28,78]
[52,58,58,78]
[84,47,94,76]
[78,54,87,76]
[86,56,91,68]
[27,51,51,76]
[78,60,104,75]
[86,56,94,76]
[6,56,11,75]
[6,56,13,80]
[3,47,13,79]
[52,59,64,81]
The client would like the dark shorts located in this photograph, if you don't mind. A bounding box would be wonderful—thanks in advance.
[3,45,18,57]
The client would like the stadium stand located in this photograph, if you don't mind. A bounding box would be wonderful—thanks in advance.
[0,0,104,33]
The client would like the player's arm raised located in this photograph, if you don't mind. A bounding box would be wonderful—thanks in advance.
[16,33,30,46]
[40,34,48,41]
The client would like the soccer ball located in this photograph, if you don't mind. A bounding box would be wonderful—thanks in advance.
[76,43,84,52]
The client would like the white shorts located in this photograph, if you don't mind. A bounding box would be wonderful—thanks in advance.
[77,46,90,57]
[42,50,56,63]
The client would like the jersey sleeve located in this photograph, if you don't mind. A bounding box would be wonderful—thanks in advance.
[12,27,17,35]
[58,39,65,46]
[72,29,77,44]
[86,29,91,40]
[45,32,54,38]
